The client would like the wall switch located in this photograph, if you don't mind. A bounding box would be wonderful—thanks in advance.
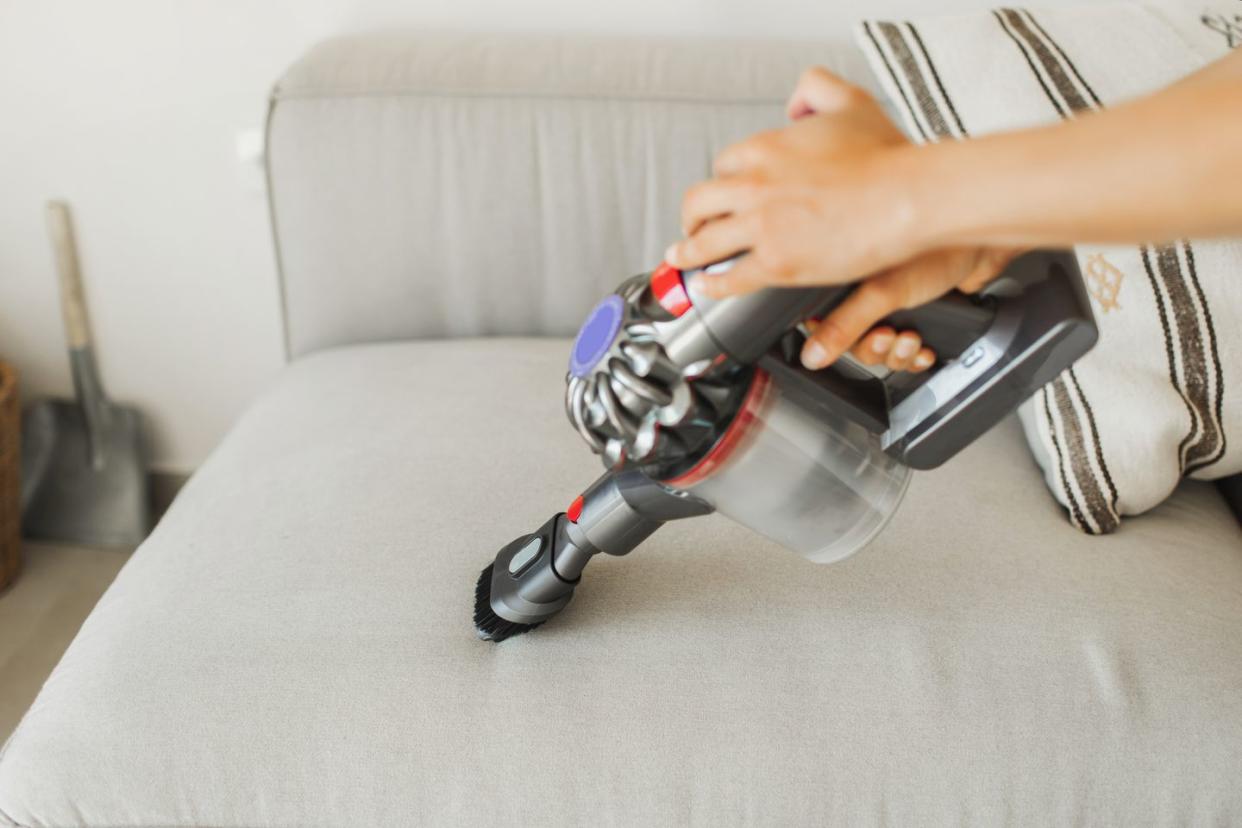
[235,128,264,164]
[234,127,266,194]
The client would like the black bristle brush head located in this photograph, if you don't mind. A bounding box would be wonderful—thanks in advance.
[473,563,543,643]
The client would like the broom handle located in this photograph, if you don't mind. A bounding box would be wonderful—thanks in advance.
[46,201,92,351]
[46,201,109,468]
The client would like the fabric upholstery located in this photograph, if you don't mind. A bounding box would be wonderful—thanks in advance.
[855,2,1242,534]
[265,33,876,358]
[1,340,1239,827]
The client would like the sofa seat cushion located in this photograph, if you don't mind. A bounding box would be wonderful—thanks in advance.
[1,339,1240,827]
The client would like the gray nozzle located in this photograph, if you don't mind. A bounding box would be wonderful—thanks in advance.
[484,514,592,628]
[475,470,714,640]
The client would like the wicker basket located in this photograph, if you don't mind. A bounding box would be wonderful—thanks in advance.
[0,361,20,592]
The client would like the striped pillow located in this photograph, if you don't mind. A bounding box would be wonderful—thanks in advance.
[856,1,1242,533]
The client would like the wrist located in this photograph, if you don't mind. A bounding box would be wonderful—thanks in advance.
[901,127,1065,251]
[880,142,959,259]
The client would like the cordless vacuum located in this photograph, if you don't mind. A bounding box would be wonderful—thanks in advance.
[474,251,1097,642]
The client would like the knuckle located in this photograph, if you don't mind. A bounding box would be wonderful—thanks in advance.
[735,177,764,201]
[679,192,697,225]
[712,145,741,175]
[803,66,842,89]
[682,182,712,220]
[682,181,705,210]
[752,206,776,238]
[749,131,780,158]
[840,81,870,106]
[754,240,793,280]
[859,278,900,309]
[887,279,915,310]
[816,320,853,354]
[852,344,880,366]
[799,66,831,89]
[806,67,867,103]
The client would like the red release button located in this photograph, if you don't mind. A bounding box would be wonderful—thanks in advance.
[566,495,585,523]
[650,262,691,318]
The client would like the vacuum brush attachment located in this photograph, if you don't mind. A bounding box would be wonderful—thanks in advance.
[473,563,544,642]
[473,514,592,642]
[473,471,711,642]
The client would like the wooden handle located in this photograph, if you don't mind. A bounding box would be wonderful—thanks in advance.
[45,200,92,350]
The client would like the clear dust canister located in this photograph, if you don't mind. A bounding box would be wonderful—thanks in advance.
[662,368,911,563]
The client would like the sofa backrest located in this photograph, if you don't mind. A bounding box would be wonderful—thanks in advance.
[266,32,874,358]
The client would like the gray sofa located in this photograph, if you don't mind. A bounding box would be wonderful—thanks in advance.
[2,32,1240,827]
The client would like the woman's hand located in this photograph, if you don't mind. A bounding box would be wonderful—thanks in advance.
[807,246,1019,370]
[666,75,920,296]
[665,68,1015,371]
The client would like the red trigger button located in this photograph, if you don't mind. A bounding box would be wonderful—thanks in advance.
[650,262,691,318]
[566,495,584,523]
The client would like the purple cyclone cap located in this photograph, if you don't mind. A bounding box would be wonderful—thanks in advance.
[569,294,625,378]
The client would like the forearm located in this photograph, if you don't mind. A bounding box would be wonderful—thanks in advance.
[910,52,1242,250]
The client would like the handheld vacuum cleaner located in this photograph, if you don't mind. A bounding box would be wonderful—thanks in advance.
[474,251,1097,642]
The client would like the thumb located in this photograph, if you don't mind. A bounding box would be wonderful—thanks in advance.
[786,67,865,120]
[800,274,907,369]
[685,255,769,300]
[960,247,1023,293]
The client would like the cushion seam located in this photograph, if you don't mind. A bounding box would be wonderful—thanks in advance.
[270,87,787,106]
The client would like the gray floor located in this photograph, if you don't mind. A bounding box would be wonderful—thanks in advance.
[0,542,133,743]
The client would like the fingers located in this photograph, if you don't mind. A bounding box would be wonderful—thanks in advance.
[885,332,935,372]
[800,247,997,369]
[960,246,1023,293]
[850,326,896,363]
[684,256,769,299]
[800,275,907,369]
[680,178,762,237]
[665,214,754,272]
[849,328,936,372]
[786,67,867,120]
[713,129,782,177]
[797,245,1019,372]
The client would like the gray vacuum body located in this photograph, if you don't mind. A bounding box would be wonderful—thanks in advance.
[475,250,1096,641]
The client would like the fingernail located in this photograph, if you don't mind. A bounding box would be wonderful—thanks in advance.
[914,351,934,369]
[870,332,894,354]
[894,336,918,359]
[801,341,829,370]
[664,244,679,264]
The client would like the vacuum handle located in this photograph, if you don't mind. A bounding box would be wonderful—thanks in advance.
[683,256,995,365]
[684,250,1076,375]
[885,292,995,362]
[884,248,1097,469]
[758,249,1095,462]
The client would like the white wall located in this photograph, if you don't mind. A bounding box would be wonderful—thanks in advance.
[0,0,1089,473]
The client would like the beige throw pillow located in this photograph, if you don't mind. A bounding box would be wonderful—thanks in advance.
[856,1,1241,532]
